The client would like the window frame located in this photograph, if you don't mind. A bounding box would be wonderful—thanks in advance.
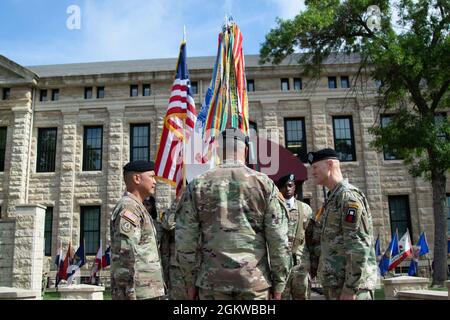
[190,81,198,95]
[2,88,11,100]
[0,127,6,172]
[281,78,290,91]
[40,89,48,102]
[44,207,53,256]
[82,126,103,171]
[36,127,58,172]
[293,78,302,91]
[130,84,139,97]
[130,123,151,162]
[340,76,350,88]
[284,117,308,163]
[80,206,101,255]
[380,114,402,160]
[247,79,255,92]
[84,87,93,99]
[328,76,337,89]
[332,115,357,162]
[51,89,59,101]
[143,84,151,97]
[388,195,413,240]
[97,86,105,99]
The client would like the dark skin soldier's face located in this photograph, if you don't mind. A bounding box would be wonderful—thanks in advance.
[280,181,296,200]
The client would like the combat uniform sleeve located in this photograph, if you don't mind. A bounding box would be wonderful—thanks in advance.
[264,184,292,293]
[111,210,141,300]
[175,184,200,288]
[294,203,313,259]
[341,192,372,295]
[159,201,177,231]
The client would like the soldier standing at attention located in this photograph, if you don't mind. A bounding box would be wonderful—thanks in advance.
[307,148,377,300]
[110,160,165,300]
[175,128,292,300]
[277,173,313,300]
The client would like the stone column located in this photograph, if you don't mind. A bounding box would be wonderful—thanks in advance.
[57,111,78,247]
[261,101,279,131]
[309,98,328,207]
[356,99,384,235]
[0,219,15,286]
[105,107,125,243]
[11,204,46,298]
[7,106,33,216]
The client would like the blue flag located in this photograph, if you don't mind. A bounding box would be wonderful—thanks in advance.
[408,259,418,276]
[379,231,398,276]
[417,232,429,256]
[375,235,381,257]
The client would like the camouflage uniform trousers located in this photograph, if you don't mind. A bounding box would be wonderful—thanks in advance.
[168,265,188,300]
[199,288,270,300]
[282,265,311,300]
[323,287,374,300]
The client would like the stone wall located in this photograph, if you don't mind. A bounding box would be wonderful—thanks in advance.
[0,219,15,286]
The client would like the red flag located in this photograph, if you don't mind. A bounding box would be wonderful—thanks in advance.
[58,243,73,281]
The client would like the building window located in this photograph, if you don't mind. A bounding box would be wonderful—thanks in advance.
[247,79,255,92]
[447,194,450,236]
[294,78,302,91]
[388,195,412,238]
[143,84,151,96]
[247,121,258,168]
[284,118,307,162]
[40,90,48,102]
[380,115,402,160]
[44,207,53,256]
[0,127,6,172]
[341,76,350,88]
[333,116,356,161]
[36,128,57,172]
[281,78,290,91]
[97,86,105,99]
[84,87,93,99]
[51,89,59,101]
[435,113,448,141]
[130,84,139,97]
[2,88,11,100]
[328,76,337,89]
[80,206,100,255]
[375,79,383,89]
[130,124,150,162]
[83,126,103,171]
[0,206,2,219]
[190,81,198,95]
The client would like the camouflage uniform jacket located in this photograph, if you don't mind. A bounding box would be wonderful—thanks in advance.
[175,160,292,293]
[286,199,313,271]
[110,191,165,299]
[318,180,377,294]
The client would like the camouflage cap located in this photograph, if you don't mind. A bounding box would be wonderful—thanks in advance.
[123,160,155,172]
[307,148,339,165]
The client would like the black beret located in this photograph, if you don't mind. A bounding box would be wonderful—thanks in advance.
[278,173,296,187]
[219,128,249,145]
[123,160,155,172]
[307,148,339,165]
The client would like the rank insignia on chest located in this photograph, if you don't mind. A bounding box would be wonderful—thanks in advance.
[345,204,359,223]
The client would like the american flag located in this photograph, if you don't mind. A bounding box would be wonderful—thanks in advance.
[154,41,197,196]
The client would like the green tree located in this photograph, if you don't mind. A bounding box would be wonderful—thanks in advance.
[260,0,450,285]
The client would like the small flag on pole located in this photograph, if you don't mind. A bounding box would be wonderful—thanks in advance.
[154,40,197,197]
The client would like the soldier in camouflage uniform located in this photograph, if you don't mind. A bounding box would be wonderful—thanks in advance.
[307,149,377,300]
[175,128,292,300]
[277,173,313,300]
[158,200,188,299]
[110,160,166,300]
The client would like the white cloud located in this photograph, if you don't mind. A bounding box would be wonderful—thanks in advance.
[270,0,305,19]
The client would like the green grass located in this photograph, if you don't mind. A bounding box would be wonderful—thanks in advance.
[374,288,385,300]
[43,290,112,300]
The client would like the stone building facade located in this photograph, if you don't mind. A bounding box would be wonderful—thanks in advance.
[0,53,448,282]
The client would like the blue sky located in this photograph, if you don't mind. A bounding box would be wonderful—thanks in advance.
[0,0,305,66]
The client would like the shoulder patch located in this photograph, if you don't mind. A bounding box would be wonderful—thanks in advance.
[345,207,357,223]
[121,210,140,226]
